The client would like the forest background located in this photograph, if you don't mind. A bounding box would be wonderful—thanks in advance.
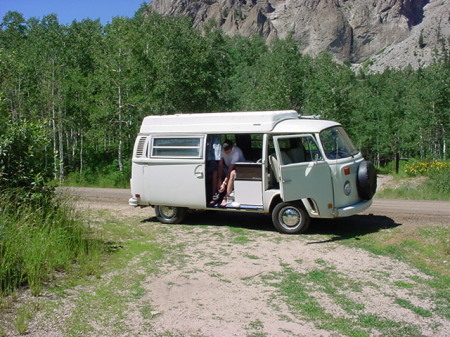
[1,5,449,189]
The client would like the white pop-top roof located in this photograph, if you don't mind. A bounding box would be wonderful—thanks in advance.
[139,110,338,134]
[273,119,340,134]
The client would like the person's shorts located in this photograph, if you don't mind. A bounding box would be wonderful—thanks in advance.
[206,160,218,175]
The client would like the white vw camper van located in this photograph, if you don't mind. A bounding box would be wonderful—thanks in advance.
[129,110,377,234]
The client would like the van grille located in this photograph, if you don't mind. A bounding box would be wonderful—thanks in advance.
[135,137,147,157]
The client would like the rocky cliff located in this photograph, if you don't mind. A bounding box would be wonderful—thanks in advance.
[149,0,450,72]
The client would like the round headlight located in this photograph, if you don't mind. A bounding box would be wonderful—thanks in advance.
[344,181,351,196]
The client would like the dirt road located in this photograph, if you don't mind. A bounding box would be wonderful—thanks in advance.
[68,186,450,226]
[4,187,449,337]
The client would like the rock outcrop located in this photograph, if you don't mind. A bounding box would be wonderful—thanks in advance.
[150,0,450,71]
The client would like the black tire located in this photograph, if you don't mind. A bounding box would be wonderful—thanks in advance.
[155,205,187,224]
[272,202,310,234]
[357,161,377,200]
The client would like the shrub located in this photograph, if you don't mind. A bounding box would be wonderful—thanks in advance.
[426,166,450,196]
[65,160,131,188]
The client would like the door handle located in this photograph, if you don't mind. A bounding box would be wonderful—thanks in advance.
[282,179,291,183]
[194,165,204,179]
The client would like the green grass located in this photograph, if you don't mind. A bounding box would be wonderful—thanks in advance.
[42,214,165,336]
[263,216,450,336]
[377,180,450,200]
[377,161,450,201]
[247,319,267,337]
[339,225,450,279]
[0,192,102,296]
[64,164,131,189]
[395,298,432,317]
[272,265,424,337]
[320,223,450,323]
[228,226,254,244]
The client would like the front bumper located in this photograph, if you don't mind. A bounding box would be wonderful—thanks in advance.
[336,199,373,217]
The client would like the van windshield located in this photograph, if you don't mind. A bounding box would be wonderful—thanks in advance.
[320,127,358,159]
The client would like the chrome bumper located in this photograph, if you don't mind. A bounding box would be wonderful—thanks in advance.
[129,197,139,207]
[337,199,373,217]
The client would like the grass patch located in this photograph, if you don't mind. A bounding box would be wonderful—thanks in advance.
[377,162,450,201]
[395,298,432,317]
[377,181,450,200]
[339,225,450,279]
[56,215,164,336]
[324,223,450,321]
[247,319,267,337]
[0,191,102,296]
[393,281,414,289]
[1,207,165,336]
[272,265,423,337]
[64,163,131,189]
[228,227,253,244]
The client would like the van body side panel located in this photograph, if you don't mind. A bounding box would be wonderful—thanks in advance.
[145,160,205,207]
[130,162,147,204]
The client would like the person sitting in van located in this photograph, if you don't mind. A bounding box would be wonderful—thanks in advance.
[210,139,245,207]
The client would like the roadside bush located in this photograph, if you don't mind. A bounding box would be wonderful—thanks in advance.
[403,160,450,197]
[0,118,101,296]
[378,159,450,200]
[65,160,130,188]
[426,166,450,196]
[404,160,450,177]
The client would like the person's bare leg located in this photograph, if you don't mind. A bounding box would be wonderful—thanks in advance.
[227,170,236,196]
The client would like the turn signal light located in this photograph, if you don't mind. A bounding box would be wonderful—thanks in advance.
[343,167,351,175]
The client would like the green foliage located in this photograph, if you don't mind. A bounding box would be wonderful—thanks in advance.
[230,37,312,111]
[0,8,449,186]
[426,166,450,196]
[0,118,53,201]
[0,90,100,296]
[65,160,131,188]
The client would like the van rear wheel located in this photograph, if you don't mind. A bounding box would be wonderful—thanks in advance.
[272,202,310,234]
[155,206,187,224]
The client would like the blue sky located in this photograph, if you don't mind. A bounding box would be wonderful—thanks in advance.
[0,0,149,25]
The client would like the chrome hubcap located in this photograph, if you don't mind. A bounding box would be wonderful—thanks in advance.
[280,207,301,228]
[160,206,176,219]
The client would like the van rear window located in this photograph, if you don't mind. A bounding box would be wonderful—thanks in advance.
[151,137,203,158]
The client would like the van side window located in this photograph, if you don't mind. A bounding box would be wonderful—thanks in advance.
[272,135,323,164]
[151,137,203,158]
[302,136,323,162]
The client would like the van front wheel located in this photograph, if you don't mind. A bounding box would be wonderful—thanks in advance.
[155,206,187,224]
[272,202,310,234]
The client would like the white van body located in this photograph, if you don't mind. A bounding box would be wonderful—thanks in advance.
[129,110,377,234]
